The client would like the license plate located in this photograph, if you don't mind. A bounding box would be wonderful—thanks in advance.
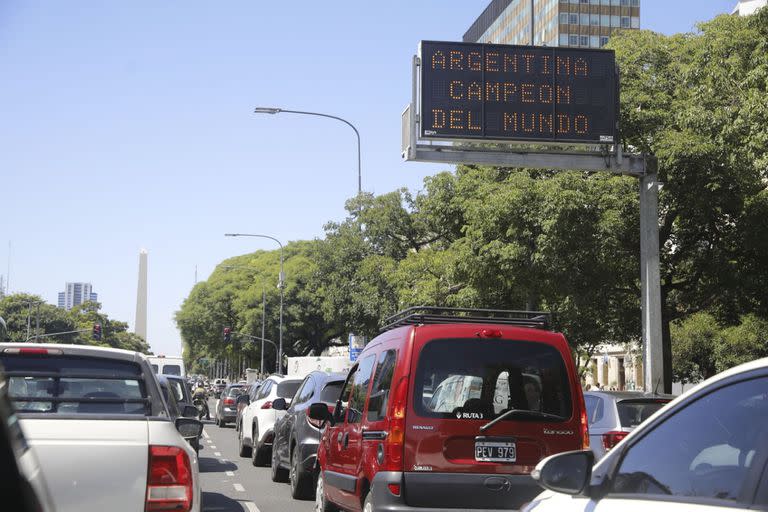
[474,441,516,462]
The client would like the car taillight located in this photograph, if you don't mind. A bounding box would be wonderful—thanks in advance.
[602,431,629,451]
[580,404,590,449]
[223,398,234,406]
[146,445,193,512]
[387,483,401,496]
[261,401,273,409]
[381,376,409,472]
[3,347,63,355]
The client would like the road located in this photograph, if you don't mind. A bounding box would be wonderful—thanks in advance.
[198,401,313,512]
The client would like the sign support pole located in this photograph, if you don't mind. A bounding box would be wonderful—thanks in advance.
[639,159,664,393]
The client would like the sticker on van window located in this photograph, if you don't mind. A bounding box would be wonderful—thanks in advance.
[455,410,484,420]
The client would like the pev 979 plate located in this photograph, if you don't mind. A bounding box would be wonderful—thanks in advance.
[474,439,516,463]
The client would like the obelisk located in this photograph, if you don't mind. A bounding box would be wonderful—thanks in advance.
[135,249,148,341]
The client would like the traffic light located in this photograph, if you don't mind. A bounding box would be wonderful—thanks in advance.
[223,327,231,344]
[92,323,102,341]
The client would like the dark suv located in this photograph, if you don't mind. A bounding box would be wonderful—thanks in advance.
[270,371,346,499]
[309,307,588,512]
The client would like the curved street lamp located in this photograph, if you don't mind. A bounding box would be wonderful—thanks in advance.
[224,233,285,372]
[253,107,362,194]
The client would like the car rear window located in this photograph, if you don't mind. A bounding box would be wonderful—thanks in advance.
[277,380,302,399]
[227,386,246,396]
[0,355,149,415]
[617,399,669,428]
[414,338,572,421]
[320,381,344,404]
[162,364,181,376]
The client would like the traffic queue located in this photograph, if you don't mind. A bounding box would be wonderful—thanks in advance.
[3,307,768,512]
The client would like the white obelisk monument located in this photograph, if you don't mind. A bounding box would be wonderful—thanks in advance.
[135,249,148,341]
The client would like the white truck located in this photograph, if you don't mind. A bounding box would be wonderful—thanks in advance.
[286,355,352,377]
[147,354,186,378]
[0,343,203,512]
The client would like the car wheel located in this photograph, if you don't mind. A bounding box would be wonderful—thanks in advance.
[238,426,252,458]
[290,445,313,500]
[314,471,338,512]
[252,426,269,466]
[271,443,288,482]
[218,418,226,428]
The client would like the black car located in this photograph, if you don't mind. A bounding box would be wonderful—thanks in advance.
[216,383,247,427]
[270,371,345,499]
[157,375,202,453]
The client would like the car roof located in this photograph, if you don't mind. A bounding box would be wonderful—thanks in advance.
[584,390,675,401]
[0,342,147,363]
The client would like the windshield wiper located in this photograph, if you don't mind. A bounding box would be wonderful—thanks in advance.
[479,409,567,432]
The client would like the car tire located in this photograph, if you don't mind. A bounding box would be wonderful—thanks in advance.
[252,425,269,466]
[238,426,252,458]
[314,471,338,512]
[218,417,226,428]
[271,444,288,482]
[290,444,313,500]
[362,491,374,512]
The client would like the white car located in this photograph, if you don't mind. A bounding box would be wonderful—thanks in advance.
[0,343,203,512]
[524,357,768,512]
[237,375,302,465]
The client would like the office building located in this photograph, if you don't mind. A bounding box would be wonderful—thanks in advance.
[57,282,97,310]
[733,0,767,16]
[464,0,641,49]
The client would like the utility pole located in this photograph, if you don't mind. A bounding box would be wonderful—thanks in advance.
[261,286,266,375]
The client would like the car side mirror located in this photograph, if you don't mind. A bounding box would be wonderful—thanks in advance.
[308,402,334,426]
[236,395,250,406]
[531,450,594,496]
[175,417,203,438]
[272,397,288,411]
[181,404,198,418]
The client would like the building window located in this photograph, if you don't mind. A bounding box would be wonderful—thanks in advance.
[611,15,620,26]
[590,0,600,4]
[560,12,569,24]
[631,16,640,28]
[569,34,578,45]
[560,33,570,45]
[570,0,579,3]
[631,0,640,5]
[591,14,600,25]
[590,35,600,47]
[569,13,578,24]
[611,0,620,5]
[621,0,629,5]
[580,35,589,46]
[580,13,590,25]
[621,16,630,27]
[601,14,610,26]
[580,0,589,3]
[600,36,610,46]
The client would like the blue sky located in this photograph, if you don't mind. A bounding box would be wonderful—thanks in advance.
[0,0,738,356]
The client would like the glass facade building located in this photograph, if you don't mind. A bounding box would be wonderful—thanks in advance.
[464,0,641,48]
[57,282,98,310]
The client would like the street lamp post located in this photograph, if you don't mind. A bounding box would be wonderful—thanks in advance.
[253,107,362,195]
[225,233,285,373]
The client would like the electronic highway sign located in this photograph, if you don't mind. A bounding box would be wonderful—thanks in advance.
[419,41,618,144]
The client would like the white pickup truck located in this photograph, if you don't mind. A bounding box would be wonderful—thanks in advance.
[0,343,203,512]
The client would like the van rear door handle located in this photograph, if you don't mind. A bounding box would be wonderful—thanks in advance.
[342,432,349,448]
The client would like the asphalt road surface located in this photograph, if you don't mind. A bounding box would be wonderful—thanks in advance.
[199,401,314,512]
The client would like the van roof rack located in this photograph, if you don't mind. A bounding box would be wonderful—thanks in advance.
[380,306,551,332]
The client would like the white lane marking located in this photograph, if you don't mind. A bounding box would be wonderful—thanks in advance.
[226,470,234,476]
[202,429,210,439]
[221,458,229,463]
[210,445,217,449]
[206,439,213,444]
[241,502,260,512]
[214,451,222,456]
[233,483,245,492]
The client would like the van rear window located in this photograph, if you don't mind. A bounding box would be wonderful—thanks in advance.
[162,365,181,376]
[0,355,149,415]
[414,338,572,421]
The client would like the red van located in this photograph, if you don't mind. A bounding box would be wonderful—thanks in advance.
[310,307,588,512]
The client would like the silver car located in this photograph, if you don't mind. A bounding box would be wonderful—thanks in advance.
[584,390,673,460]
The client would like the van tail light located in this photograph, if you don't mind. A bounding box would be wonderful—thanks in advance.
[3,348,63,355]
[602,431,629,451]
[261,401,273,409]
[223,397,235,406]
[381,376,409,472]
[387,483,401,496]
[146,445,193,512]
[579,396,590,449]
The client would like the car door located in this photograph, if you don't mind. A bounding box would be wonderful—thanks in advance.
[247,380,272,444]
[280,375,314,466]
[536,374,768,512]
[335,355,377,511]
[324,365,358,507]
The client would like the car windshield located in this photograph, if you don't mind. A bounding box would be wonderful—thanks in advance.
[0,355,148,415]
[414,338,572,421]
[277,380,302,399]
